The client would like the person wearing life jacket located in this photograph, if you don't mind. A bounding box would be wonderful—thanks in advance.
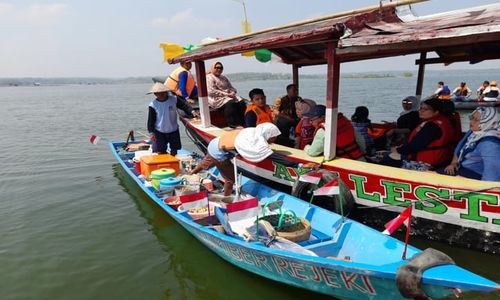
[476,80,490,98]
[451,82,472,101]
[432,81,451,100]
[304,105,365,160]
[385,98,455,169]
[164,62,198,102]
[480,81,499,102]
[244,88,273,127]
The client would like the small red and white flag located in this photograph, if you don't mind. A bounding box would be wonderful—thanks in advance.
[226,197,259,222]
[179,190,209,211]
[299,172,323,185]
[90,135,101,145]
[382,206,412,235]
[314,179,339,196]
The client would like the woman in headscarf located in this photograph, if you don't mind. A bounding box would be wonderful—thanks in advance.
[235,123,317,168]
[442,107,500,181]
[294,98,316,150]
[206,62,246,128]
[351,106,374,155]
[385,96,421,147]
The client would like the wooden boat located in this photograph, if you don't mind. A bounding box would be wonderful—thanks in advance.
[166,1,500,253]
[109,141,499,299]
[454,100,500,110]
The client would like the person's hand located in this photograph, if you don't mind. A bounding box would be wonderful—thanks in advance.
[444,163,458,175]
[187,98,196,105]
[150,133,156,142]
[228,91,237,98]
[302,162,320,170]
[192,111,200,118]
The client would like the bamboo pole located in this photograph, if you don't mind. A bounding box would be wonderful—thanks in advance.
[202,0,428,46]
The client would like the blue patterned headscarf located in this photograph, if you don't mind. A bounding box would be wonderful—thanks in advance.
[459,107,500,161]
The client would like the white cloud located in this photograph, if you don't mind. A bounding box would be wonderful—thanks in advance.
[0,3,68,26]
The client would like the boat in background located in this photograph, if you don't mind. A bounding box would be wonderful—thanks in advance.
[454,100,500,110]
[110,141,499,299]
[167,1,500,253]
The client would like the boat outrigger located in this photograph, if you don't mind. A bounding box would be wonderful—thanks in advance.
[110,141,499,299]
[165,0,500,253]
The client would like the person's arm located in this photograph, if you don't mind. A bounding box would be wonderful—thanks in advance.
[244,110,257,127]
[304,128,325,157]
[175,96,194,117]
[397,122,441,155]
[466,87,472,98]
[178,71,189,99]
[477,140,500,181]
[147,106,157,141]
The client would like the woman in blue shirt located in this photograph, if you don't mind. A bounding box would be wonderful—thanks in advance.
[442,107,500,181]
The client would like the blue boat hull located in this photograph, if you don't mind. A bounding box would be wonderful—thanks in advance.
[109,142,499,299]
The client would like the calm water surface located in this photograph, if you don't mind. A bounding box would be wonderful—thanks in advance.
[1,71,498,299]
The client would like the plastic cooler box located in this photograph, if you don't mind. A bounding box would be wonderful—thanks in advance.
[140,154,180,178]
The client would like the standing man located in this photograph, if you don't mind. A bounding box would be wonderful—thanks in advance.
[147,83,199,155]
[272,84,302,146]
[165,62,198,104]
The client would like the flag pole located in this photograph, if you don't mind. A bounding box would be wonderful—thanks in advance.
[233,156,239,200]
[402,205,412,259]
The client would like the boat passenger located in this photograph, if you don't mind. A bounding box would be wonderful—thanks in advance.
[294,99,316,150]
[206,62,246,128]
[244,88,273,127]
[235,123,318,169]
[441,107,500,181]
[477,80,490,98]
[384,96,420,147]
[432,81,451,100]
[480,81,499,102]
[304,105,365,161]
[164,62,198,103]
[272,84,302,147]
[451,82,472,101]
[383,98,454,169]
[147,83,199,155]
[351,106,375,155]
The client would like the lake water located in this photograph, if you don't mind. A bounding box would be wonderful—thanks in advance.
[1,70,499,299]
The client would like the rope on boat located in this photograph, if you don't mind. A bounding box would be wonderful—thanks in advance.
[357,185,500,210]
[184,124,207,152]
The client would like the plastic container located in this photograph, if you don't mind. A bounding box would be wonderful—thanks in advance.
[201,178,214,191]
[160,177,182,192]
[163,196,182,210]
[140,154,180,178]
[174,184,200,196]
[177,204,215,220]
[150,168,176,190]
[134,150,152,162]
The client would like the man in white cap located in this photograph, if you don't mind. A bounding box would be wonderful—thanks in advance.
[147,82,199,155]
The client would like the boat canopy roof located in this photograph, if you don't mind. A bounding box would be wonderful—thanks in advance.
[169,3,500,66]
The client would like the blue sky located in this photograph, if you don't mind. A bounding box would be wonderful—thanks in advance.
[1,0,498,77]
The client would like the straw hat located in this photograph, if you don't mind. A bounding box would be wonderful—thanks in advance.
[490,81,497,86]
[147,82,169,94]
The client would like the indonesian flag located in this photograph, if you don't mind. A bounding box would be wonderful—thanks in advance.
[314,179,340,196]
[383,206,412,235]
[226,197,259,222]
[90,135,101,145]
[179,190,209,211]
[299,172,323,185]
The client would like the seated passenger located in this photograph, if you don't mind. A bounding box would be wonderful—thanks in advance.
[351,106,375,155]
[479,81,499,102]
[164,61,198,103]
[383,98,454,169]
[385,96,420,147]
[431,81,451,100]
[477,80,490,98]
[294,99,316,150]
[206,62,246,128]
[451,82,472,101]
[441,107,500,181]
[244,88,273,127]
[272,84,302,147]
[304,105,365,160]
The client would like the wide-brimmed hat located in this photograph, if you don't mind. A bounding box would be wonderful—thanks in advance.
[147,83,169,94]
[491,81,497,86]
[303,104,326,118]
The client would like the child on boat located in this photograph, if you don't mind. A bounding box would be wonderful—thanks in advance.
[244,88,273,127]
[351,106,375,156]
[147,83,198,155]
[294,99,316,150]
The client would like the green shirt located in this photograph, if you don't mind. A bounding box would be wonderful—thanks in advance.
[304,128,325,157]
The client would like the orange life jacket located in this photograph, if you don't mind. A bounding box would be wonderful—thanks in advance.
[407,114,454,166]
[218,129,242,152]
[244,104,273,126]
[315,114,363,160]
[165,66,196,98]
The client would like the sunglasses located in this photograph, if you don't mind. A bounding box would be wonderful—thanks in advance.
[214,66,223,70]
[402,101,412,104]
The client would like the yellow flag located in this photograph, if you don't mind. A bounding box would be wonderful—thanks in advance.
[160,43,186,62]
[241,21,255,57]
